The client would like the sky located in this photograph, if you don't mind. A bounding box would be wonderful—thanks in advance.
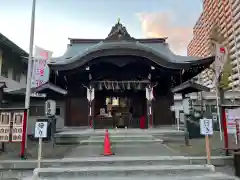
[0,0,203,57]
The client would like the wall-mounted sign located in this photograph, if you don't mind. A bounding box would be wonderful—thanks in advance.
[12,112,24,142]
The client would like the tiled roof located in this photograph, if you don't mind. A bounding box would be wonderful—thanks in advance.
[0,33,28,58]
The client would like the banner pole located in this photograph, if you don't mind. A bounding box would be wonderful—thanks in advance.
[23,0,36,156]
[215,87,223,140]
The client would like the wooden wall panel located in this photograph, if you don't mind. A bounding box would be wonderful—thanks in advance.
[153,95,174,125]
[152,81,174,126]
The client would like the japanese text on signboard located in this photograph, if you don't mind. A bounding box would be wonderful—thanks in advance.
[12,112,24,142]
[34,122,48,138]
[200,118,213,135]
[0,113,11,142]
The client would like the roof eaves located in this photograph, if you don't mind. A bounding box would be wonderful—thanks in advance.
[0,33,28,57]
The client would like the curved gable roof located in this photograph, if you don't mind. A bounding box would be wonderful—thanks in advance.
[49,41,214,71]
[49,21,214,71]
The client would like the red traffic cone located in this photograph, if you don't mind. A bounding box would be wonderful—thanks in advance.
[103,129,114,156]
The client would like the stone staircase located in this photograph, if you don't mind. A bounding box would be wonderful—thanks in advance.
[54,128,184,144]
[31,129,239,180]
[31,156,238,180]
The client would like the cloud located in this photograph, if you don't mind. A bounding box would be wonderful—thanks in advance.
[137,12,193,55]
[0,11,108,57]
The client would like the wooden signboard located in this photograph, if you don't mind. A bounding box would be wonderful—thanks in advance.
[12,112,24,142]
[0,112,11,142]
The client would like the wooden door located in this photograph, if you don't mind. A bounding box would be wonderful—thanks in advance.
[68,97,88,126]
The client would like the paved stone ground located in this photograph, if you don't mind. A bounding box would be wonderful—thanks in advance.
[163,132,238,156]
[0,138,78,160]
[64,143,179,158]
[161,131,238,177]
[215,166,235,176]
[0,130,236,159]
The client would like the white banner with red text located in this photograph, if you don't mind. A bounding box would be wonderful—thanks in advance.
[31,46,53,88]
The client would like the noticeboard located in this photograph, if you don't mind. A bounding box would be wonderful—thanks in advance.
[0,112,11,142]
[11,112,24,142]
[226,108,240,134]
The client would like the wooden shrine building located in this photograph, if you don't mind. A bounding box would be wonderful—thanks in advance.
[37,21,214,129]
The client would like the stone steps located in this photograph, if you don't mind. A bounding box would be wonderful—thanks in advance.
[51,156,193,167]
[80,139,163,145]
[33,164,215,178]
[31,173,238,180]
[0,156,233,170]
[89,135,155,140]
[55,129,184,145]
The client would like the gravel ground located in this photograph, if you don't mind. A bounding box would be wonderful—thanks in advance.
[0,138,78,160]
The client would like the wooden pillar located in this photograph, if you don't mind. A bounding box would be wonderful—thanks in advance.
[64,96,71,126]
[146,85,153,129]
[88,86,94,129]
[182,93,190,146]
[219,88,229,155]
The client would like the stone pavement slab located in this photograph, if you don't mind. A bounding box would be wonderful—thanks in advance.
[112,143,178,156]
[63,145,103,158]
[63,142,178,158]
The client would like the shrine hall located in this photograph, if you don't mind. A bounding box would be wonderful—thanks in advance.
[30,21,214,129]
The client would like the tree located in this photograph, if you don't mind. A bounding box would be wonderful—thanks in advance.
[208,23,232,90]
[219,55,232,90]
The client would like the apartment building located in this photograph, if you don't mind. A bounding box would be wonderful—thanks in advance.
[228,0,240,89]
[0,33,64,134]
[0,33,28,91]
[187,0,240,89]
